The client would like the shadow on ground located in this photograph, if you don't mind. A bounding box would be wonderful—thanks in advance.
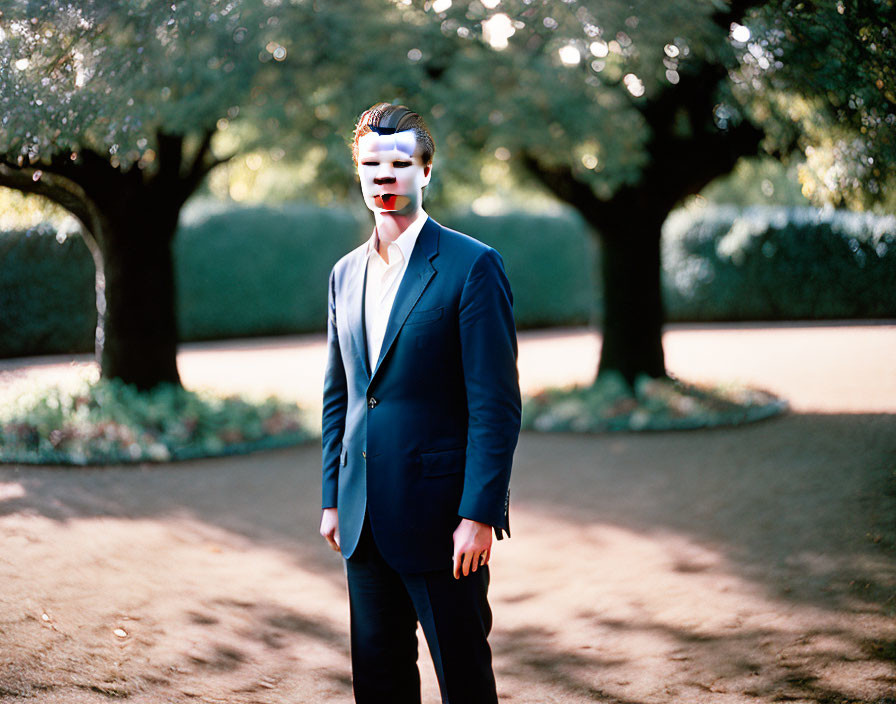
[2,413,892,611]
[1,412,894,703]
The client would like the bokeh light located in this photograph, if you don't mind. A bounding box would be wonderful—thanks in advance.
[482,13,514,49]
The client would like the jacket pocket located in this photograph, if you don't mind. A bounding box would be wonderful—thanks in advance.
[420,447,465,477]
[404,307,444,326]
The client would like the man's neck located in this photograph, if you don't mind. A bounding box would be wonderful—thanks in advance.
[373,209,423,262]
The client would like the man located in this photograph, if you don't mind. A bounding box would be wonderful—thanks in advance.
[319,102,521,704]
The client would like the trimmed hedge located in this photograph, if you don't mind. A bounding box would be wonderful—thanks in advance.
[662,206,896,320]
[175,201,368,340]
[0,202,595,358]
[174,203,595,341]
[1,202,894,359]
[443,210,596,329]
[0,225,96,358]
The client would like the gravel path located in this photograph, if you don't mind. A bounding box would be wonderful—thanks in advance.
[1,323,894,703]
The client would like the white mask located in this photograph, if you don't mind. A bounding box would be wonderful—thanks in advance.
[357,129,432,215]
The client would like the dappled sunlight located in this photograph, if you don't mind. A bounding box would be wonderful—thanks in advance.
[490,507,895,703]
[0,511,355,702]
[0,481,26,500]
[0,404,893,701]
[2,493,891,703]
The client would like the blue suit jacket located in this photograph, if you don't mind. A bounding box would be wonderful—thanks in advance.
[321,216,522,573]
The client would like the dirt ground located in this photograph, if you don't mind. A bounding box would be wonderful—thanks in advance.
[1,323,894,704]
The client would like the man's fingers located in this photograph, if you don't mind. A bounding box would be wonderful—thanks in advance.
[320,509,341,553]
[461,550,474,577]
[471,549,489,571]
[452,519,495,579]
[324,531,340,552]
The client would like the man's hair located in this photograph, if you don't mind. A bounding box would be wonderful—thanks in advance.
[352,103,435,166]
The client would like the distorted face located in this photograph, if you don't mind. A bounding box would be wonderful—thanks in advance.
[357,129,432,216]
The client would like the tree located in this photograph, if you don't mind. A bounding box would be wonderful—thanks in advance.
[0,1,306,389]
[7,0,889,392]
[466,0,769,383]
[292,0,894,385]
[742,0,896,210]
[436,0,894,384]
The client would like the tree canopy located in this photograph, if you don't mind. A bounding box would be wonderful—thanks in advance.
[1,0,892,388]
[0,0,289,170]
[0,0,323,388]
[259,0,894,212]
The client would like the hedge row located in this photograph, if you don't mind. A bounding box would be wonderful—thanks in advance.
[661,205,896,321]
[176,202,596,341]
[0,224,96,358]
[175,202,369,340]
[0,202,595,358]
[1,202,893,359]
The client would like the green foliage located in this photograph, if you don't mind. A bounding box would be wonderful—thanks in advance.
[744,0,896,209]
[0,224,96,357]
[3,202,895,359]
[0,0,284,168]
[522,371,786,432]
[439,209,596,328]
[0,373,311,465]
[175,200,368,339]
[700,156,809,208]
[256,0,896,211]
[662,205,896,320]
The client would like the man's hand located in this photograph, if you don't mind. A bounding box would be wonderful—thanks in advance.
[319,508,341,552]
[452,518,493,579]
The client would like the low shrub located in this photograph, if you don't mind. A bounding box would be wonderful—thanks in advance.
[0,371,312,465]
[176,202,595,336]
[522,371,787,433]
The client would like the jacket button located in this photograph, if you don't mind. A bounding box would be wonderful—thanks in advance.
[368,397,378,409]
[362,451,366,459]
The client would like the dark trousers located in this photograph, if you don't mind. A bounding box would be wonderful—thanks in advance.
[344,519,498,704]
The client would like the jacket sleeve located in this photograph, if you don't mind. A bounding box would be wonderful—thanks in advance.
[321,267,347,509]
[456,247,522,537]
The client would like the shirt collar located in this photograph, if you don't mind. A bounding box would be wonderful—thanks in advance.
[366,209,428,265]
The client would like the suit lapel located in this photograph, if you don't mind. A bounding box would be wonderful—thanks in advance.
[346,247,371,379]
[371,217,440,380]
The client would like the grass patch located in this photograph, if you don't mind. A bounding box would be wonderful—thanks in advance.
[0,371,313,465]
[523,372,787,433]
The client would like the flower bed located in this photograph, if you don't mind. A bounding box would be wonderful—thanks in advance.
[523,372,787,433]
[0,373,312,465]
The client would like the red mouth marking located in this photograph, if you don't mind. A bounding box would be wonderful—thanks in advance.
[374,194,410,211]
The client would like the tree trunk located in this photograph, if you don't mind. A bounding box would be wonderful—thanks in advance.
[3,132,222,390]
[96,200,182,390]
[595,210,666,384]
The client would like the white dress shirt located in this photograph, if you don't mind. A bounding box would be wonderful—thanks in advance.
[364,210,428,368]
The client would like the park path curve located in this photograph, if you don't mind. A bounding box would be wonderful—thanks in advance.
[2,321,894,415]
